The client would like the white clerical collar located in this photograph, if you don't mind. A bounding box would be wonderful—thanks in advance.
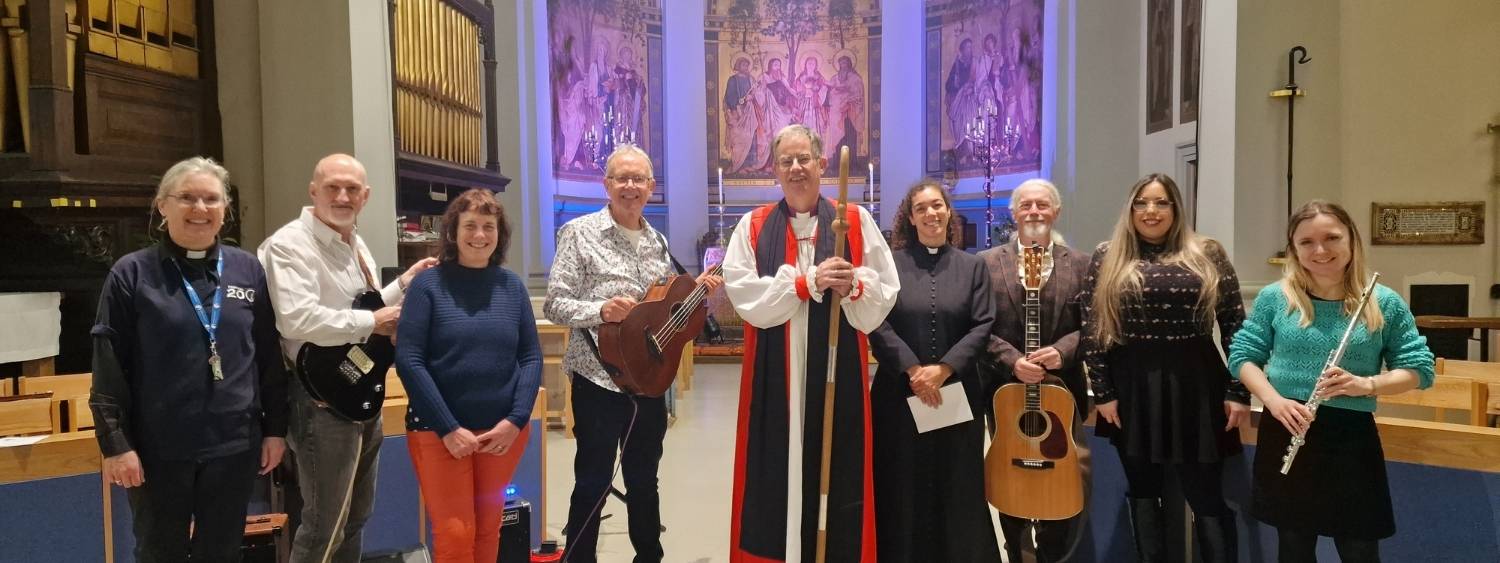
[925,245,942,254]
[185,249,208,259]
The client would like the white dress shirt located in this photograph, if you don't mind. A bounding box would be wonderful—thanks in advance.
[258,207,404,361]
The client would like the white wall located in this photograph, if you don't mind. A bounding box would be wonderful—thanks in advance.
[214,0,266,247]
[347,0,400,266]
[1230,0,1341,286]
[494,1,549,288]
[254,0,399,265]
[1336,0,1500,315]
[1064,0,1141,250]
[1197,0,1238,259]
[663,2,711,268]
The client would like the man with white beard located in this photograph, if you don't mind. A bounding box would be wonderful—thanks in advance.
[978,178,1092,563]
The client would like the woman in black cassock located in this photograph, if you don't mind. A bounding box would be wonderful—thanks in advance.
[868,179,1000,562]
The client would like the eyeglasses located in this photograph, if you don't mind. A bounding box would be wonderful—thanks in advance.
[607,175,651,186]
[776,154,816,170]
[1015,200,1053,212]
[166,194,226,209]
[1131,198,1173,212]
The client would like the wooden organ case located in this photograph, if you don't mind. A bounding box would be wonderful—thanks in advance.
[0,0,220,373]
[389,0,508,268]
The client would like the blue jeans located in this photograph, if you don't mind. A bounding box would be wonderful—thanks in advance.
[286,383,383,563]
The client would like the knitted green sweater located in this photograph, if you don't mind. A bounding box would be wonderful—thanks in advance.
[1227,282,1435,412]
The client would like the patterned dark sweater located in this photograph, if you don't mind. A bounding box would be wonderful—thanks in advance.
[1080,239,1250,404]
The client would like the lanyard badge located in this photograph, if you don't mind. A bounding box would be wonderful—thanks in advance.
[175,257,225,381]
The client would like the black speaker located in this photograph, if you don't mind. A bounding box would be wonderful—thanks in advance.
[499,498,532,562]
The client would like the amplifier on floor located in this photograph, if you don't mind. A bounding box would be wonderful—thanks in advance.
[240,513,289,563]
[500,498,531,562]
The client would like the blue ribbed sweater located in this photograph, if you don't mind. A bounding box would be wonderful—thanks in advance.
[1227,282,1435,412]
[395,263,541,435]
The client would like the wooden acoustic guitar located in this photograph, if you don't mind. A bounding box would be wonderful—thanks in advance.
[294,290,391,422]
[984,243,1084,520]
[596,263,721,397]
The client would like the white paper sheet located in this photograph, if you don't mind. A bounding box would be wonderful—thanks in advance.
[907,382,974,433]
[0,435,48,448]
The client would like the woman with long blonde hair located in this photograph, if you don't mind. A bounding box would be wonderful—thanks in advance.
[1080,173,1249,562]
[1228,200,1432,563]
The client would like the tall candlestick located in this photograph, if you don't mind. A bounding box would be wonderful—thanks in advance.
[717,167,724,205]
[867,162,874,204]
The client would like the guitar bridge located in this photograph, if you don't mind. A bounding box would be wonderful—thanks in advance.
[338,361,363,385]
[1012,459,1056,470]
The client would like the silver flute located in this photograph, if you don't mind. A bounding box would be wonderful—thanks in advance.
[1280,272,1381,475]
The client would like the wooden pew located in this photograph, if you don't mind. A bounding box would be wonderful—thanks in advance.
[1431,358,1500,419]
[1379,374,1489,426]
[0,393,55,437]
[19,373,94,433]
[384,367,407,399]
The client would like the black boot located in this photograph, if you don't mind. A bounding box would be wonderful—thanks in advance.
[1194,511,1239,563]
[1127,497,1166,563]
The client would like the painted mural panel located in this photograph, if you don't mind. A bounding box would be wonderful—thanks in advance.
[1180,0,1201,124]
[923,0,1044,178]
[548,0,666,184]
[705,0,882,187]
[1145,0,1174,133]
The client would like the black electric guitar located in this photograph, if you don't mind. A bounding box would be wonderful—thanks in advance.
[294,290,391,421]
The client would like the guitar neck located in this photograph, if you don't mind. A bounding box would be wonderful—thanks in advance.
[683,263,724,309]
[1023,288,1044,408]
[1024,288,1041,356]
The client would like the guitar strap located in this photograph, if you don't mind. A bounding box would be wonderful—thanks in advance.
[353,247,377,290]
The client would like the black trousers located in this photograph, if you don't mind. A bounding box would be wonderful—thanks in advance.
[127,447,260,562]
[564,374,668,563]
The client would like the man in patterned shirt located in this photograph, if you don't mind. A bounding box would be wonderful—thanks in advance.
[544,144,723,563]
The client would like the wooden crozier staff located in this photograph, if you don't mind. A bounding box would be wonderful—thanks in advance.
[815,146,852,563]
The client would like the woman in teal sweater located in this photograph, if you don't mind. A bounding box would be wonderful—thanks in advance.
[1228,200,1434,563]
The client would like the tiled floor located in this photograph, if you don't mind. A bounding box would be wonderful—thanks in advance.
[542,363,1014,563]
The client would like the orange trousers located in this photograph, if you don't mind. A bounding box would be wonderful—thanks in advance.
[407,429,530,563]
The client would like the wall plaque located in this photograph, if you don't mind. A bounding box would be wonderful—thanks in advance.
[1371,201,1484,245]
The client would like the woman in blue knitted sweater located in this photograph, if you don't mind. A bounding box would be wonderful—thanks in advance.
[1228,200,1434,563]
[395,189,542,563]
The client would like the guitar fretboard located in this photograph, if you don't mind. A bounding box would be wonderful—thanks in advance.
[1024,287,1042,411]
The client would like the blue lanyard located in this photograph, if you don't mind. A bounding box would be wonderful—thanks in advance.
[175,256,224,351]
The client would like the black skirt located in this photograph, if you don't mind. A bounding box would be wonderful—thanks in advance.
[1252,404,1395,539]
[1094,337,1243,463]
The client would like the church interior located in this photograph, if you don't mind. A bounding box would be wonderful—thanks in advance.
[1,0,1498,561]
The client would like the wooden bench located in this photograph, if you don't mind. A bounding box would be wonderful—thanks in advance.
[384,368,406,399]
[1379,374,1489,426]
[0,393,54,437]
[1430,358,1500,420]
[19,373,94,433]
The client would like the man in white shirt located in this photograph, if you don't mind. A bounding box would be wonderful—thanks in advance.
[721,124,898,562]
[258,153,435,563]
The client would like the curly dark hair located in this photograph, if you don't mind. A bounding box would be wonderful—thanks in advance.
[890,178,963,250]
[439,188,510,266]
